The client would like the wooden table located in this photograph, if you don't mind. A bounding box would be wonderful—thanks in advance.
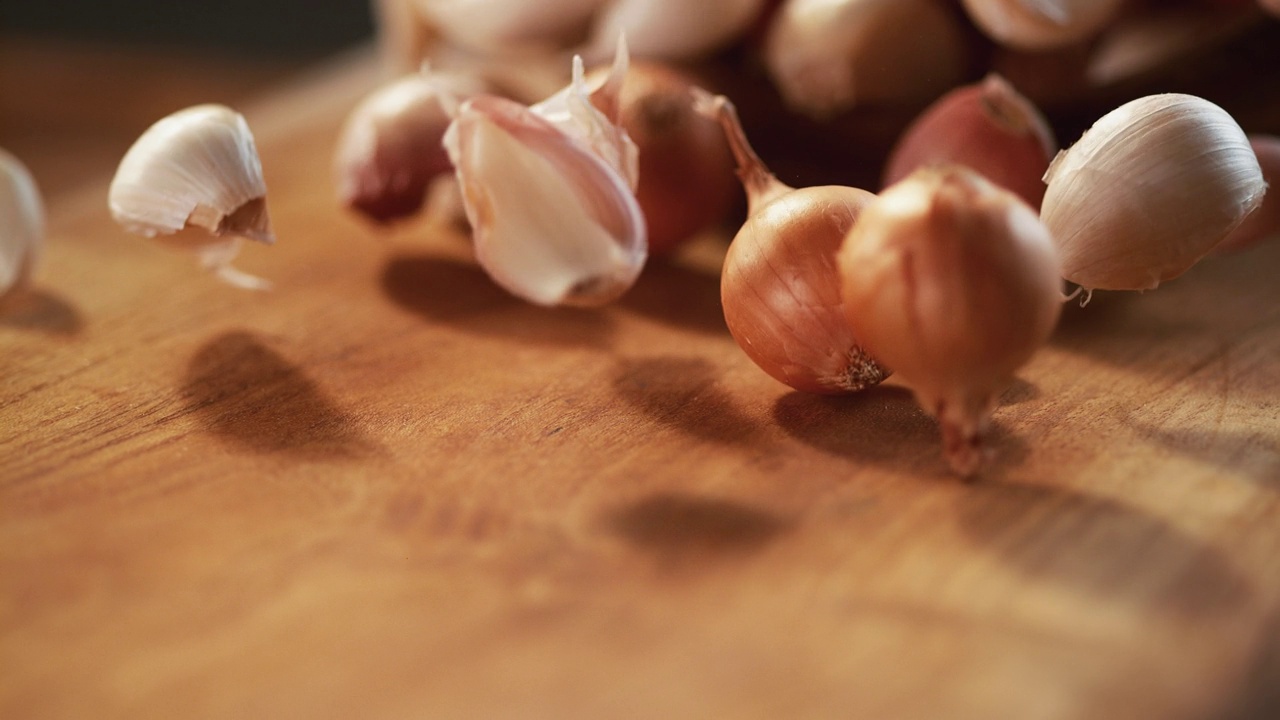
[2,42,1279,720]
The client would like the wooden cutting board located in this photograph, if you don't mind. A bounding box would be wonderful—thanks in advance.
[2,49,1279,720]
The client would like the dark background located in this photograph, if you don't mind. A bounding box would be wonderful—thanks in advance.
[0,0,376,57]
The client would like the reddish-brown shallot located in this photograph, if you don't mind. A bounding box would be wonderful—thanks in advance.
[883,74,1056,209]
[695,90,888,395]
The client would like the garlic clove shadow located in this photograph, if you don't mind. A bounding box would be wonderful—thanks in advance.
[109,104,274,289]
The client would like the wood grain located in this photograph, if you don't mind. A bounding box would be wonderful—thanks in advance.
[3,47,1280,720]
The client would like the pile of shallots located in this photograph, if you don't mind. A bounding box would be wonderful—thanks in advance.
[79,0,1280,476]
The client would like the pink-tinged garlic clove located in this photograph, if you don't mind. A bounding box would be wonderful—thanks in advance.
[1041,94,1266,292]
[0,148,44,302]
[109,104,274,290]
[1217,136,1280,253]
[839,166,1062,476]
[884,74,1056,209]
[765,0,970,118]
[334,68,487,224]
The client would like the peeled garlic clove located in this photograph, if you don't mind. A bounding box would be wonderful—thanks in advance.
[583,0,766,62]
[884,74,1056,209]
[334,69,487,224]
[1041,94,1266,291]
[1,149,45,301]
[1217,136,1280,253]
[413,0,603,52]
[765,0,970,118]
[839,166,1062,476]
[109,104,273,290]
[443,94,646,307]
[961,0,1127,50]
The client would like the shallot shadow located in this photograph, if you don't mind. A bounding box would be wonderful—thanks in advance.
[182,331,375,459]
[618,259,727,335]
[1130,422,1280,488]
[611,356,763,446]
[380,254,615,349]
[956,481,1250,618]
[772,388,1031,478]
[0,289,83,335]
[606,492,792,564]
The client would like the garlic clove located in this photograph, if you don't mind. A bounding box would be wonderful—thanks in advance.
[443,94,646,307]
[582,0,766,62]
[765,0,970,118]
[334,68,487,224]
[109,104,274,289]
[1041,94,1266,291]
[1217,135,1280,253]
[1086,5,1261,88]
[961,0,1128,51]
[1,148,45,301]
[839,166,1062,475]
[412,0,604,53]
[884,74,1056,209]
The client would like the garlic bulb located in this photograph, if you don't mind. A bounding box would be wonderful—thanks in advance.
[583,0,766,62]
[839,166,1062,475]
[109,104,274,290]
[335,68,487,224]
[698,91,888,394]
[413,0,603,53]
[1041,94,1266,291]
[443,43,646,307]
[765,0,969,117]
[1217,136,1280,253]
[884,74,1056,209]
[1,149,44,301]
[961,0,1127,50]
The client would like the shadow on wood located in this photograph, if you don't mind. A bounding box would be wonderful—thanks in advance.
[1129,422,1280,488]
[618,258,727,336]
[182,330,375,459]
[0,288,83,335]
[956,481,1251,619]
[380,254,616,349]
[612,356,764,446]
[606,492,792,564]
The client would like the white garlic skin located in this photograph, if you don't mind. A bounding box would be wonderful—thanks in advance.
[109,104,273,244]
[334,70,486,223]
[839,166,1062,475]
[1218,135,1280,253]
[961,0,1127,51]
[1,148,45,299]
[765,0,969,117]
[1041,94,1266,291]
[443,94,646,307]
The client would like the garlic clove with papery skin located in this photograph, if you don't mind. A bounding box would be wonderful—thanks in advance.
[1,148,45,302]
[582,0,766,63]
[334,68,487,224]
[412,0,604,53]
[443,94,646,307]
[1217,136,1280,253]
[1041,94,1266,292]
[765,0,969,118]
[839,166,1062,476]
[109,104,274,290]
[961,0,1128,51]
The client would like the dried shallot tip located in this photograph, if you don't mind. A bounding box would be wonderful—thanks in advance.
[334,69,487,224]
[695,90,889,395]
[584,61,736,255]
[961,0,1128,51]
[109,104,275,290]
[1041,94,1265,293]
[1217,136,1280,254]
[413,0,603,53]
[582,0,767,62]
[0,148,44,302]
[764,0,969,118]
[443,43,646,307]
[884,74,1056,209]
[839,166,1062,476]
